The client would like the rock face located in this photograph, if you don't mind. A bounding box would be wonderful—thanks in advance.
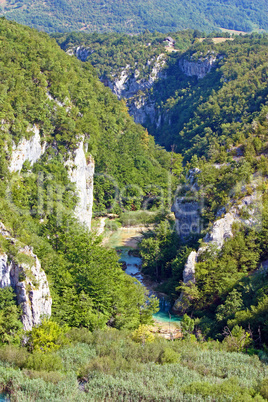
[101,55,166,125]
[9,125,94,230]
[179,53,217,79]
[128,95,158,125]
[0,222,52,331]
[9,125,46,172]
[66,46,93,62]
[203,212,235,248]
[183,251,197,283]
[171,200,200,238]
[67,49,167,126]
[106,55,166,99]
[65,140,95,229]
[172,191,261,313]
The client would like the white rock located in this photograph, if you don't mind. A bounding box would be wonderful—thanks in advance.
[9,126,46,172]
[0,222,52,331]
[179,54,217,79]
[65,140,95,230]
[183,251,197,283]
[203,212,235,249]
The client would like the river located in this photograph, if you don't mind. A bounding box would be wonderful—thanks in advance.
[118,247,181,324]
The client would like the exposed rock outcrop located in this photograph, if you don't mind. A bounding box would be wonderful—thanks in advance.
[9,124,94,230]
[65,140,95,229]
[9,125,46,172]
[105,55,166,100]
[171,168,201,238]
[66,46,93,62]
[183,251,197,283]
[0,222,52,331]
[172,191,261,313]
[128,95,158,125]
[100,55,166,125]
[179,53,217,79]
[171,200,200,238]
[67,48,167,126]
[202,212,235,248]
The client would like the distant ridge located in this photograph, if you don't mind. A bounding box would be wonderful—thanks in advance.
[0,0,268,34]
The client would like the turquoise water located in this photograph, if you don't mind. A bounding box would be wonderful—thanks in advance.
[153,311,181,323]
[119,247,181,323]
[0,394,8,401]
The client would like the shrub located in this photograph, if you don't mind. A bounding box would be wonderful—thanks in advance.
[58,343,96,372]
[25,352,63,372]
[22,369,64,384]
[259,378,268,399]
[79,355,132,377]
[27,319,69,352]
[66,327,93,344]
[0,345,29,368]
[223,325,252,352]
[159,348,180,365]
[131,325,155,344]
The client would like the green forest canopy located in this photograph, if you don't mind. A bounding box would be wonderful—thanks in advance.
[0,18,167,332]
[0,0,268,34]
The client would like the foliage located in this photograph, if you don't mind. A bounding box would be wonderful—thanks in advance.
[131,325,155,344]
[1,0,268,34]
[223,325,252,352]
[26,319,69,353]
[0,18,173,217]
[0,331,267,400]
[25,352,63,372]
[0,18,169,335]
[181,314,195,337]
[54,30,194,79]
[158,347,180,365]
[0,288,23,346]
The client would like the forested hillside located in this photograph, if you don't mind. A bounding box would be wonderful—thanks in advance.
[0,0,268,34]
[61,29,268,351]
[0,18,170,334]
[0,17,268,402]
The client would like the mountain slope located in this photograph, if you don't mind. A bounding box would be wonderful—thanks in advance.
[1,0,268,34]
[0,18,166,331]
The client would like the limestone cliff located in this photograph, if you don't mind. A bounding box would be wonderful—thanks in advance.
[9,125,46,172]
[68,47,166,126]
[0,222,52,331]
[9,126,94,230]
[105,55,166,99]
[171,168,201,238]
[172,192,261,313]
[65,140,95,229]
[66,46,93,62]
[102,55,166,125]
[179,52,217,79]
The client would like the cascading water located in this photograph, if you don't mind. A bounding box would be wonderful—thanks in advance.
[119,247,181,323]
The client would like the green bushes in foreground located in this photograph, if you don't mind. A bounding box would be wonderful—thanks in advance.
[0,327,267,401]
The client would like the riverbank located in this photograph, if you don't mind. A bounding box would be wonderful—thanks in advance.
[95,218,182,337]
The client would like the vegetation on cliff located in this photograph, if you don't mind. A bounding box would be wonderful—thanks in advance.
[0,18,166,333]
[0,17,268,401]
